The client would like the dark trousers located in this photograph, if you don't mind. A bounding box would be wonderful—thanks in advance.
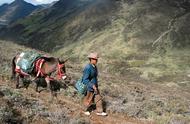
[83,91,103,112]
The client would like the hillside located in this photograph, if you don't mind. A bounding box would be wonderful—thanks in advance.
[0,0,39,25]
[0,0,190,49]
[0,0,190,123]
[0,40,154,124]
[0,0,189,81]
[0,40,190,123]
[0,0,118,49]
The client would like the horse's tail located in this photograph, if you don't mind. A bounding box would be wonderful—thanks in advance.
[11,56,16,79]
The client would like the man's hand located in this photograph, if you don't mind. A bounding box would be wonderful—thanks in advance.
[93,85,97,90]
[93,85,99,94]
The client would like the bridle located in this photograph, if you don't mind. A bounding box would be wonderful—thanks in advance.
[57,63,66,80]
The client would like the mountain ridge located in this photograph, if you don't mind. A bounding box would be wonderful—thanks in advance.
[0,0,119,50]
[0,0,190,51]
[0,0,39,25]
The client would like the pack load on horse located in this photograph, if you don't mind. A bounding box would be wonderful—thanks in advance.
[11,51,68,94]
[15,51,42,76]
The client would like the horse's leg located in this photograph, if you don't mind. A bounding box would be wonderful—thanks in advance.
[35,81,39,93]
[45,77,54,102]
[45,77,51,91]
[16,74,20,89]
[20,75,26,88]
[50,80,58,103]
[11,56,16,80]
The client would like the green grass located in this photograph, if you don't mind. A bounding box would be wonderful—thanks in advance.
[0,0,190,123]
[138,48,190,82]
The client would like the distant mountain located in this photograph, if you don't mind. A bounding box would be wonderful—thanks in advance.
[0,0,39,25]
[40,1,58,8]
[0,0,118,50]
[0,0,190,52]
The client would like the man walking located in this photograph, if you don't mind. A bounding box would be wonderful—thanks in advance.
[82,52,107,116]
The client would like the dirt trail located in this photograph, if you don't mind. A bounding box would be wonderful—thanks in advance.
[0,77,153,124]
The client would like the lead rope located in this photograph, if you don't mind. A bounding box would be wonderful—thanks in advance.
[57,63,65,80]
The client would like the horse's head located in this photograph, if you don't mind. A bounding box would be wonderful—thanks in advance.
[57,59,68,80]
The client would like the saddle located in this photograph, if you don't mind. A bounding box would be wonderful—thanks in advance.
[16,51,42,74]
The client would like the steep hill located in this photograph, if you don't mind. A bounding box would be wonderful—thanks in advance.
[0,0,190,122]
[0,0,190,81]
[0,0,119,50]
[0,0,190,49]
[0,40,154,124]
[0,0,39,25]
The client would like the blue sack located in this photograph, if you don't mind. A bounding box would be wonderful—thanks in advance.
[17,51,42,74]
[75,78,87,95]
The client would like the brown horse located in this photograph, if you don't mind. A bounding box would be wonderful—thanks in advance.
[11,52,68,95]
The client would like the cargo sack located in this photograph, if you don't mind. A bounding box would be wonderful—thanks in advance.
[75,78,87,95]
[17,51,42,74]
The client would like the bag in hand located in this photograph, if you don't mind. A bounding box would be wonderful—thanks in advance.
[75,78,87,95]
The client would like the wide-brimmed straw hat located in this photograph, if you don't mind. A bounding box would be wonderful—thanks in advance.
[87,52,99,59]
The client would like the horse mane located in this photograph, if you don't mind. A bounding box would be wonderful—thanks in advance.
[40,56,59,63]
[41,56,67,64]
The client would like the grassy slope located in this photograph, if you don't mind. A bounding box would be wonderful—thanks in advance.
[53,0,190,82]
[1,39,190,123]
[2,0,118,50]
[0,0,190,123]
[52,1,190,122]
[0,40,90,123]
[0,40,152,124]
